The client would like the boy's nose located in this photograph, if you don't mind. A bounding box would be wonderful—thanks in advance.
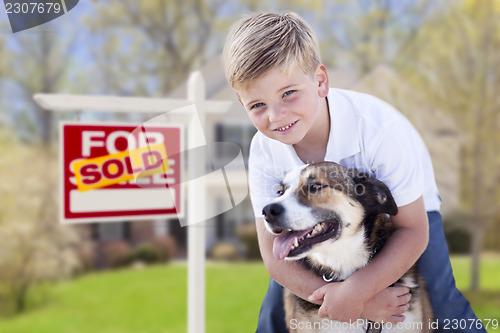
[268,105,287,123]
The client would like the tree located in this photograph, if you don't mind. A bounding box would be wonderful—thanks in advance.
[1,27,79,144]
[83,0,227,96]
[315,0,436,73]
[0,132,80,314]
[398,0,500,291]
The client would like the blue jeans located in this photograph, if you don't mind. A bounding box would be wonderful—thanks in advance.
[256,211,486,332]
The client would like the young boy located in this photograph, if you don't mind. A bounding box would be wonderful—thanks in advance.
[223,12,484,332]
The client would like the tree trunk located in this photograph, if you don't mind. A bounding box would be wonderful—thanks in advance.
[15,283,29,313]
[470,224,484,291]
[469,88,486,290]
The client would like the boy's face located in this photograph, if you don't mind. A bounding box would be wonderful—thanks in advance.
[236,65,329,146]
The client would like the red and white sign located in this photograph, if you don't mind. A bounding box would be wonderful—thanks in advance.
[60,122,183,223]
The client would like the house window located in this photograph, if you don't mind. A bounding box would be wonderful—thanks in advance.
[215,123,257,166]
[215,197,254,241]
[96,222,130,242]
[154,219,169,236]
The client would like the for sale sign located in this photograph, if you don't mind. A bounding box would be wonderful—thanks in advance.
[60,122,183,223]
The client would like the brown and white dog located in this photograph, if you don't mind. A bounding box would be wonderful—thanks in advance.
[262,162,432,333]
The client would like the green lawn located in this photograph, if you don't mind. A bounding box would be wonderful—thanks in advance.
[0,262,270,333]
[450,255,500,327]
[0,257,498,333]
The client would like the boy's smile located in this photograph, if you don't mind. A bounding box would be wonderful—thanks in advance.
[237,65,330,151]
[274,120,298,132]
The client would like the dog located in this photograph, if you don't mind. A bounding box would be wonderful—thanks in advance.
[262,162,433,333]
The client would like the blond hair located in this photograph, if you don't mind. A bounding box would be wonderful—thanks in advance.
[223,12,321,90]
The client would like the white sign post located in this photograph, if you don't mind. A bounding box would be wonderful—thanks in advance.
[187,72,206,333]
[34,71,232,333]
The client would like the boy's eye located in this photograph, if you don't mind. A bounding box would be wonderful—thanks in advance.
[283,90,296,97]
[251,102,265,110]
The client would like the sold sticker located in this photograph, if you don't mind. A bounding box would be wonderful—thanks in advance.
[73,143,170,192]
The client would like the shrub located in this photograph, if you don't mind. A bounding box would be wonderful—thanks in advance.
[236,224,261,260]
[0,144,80,315]
[444,229,471,254]
[74,244,96,274]
[443,211,472,254]
[132,243,161,264]
[151,236,177,262]
[0,221,80,315]
[104,241,132,268]
[209,242,242,261]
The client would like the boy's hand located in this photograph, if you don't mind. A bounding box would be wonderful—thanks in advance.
[309,283,412,324]
[308,282,366,322]
[361,286,411,323]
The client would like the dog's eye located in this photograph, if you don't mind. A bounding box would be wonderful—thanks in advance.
[277,188,285,196]
[308,183,327,194]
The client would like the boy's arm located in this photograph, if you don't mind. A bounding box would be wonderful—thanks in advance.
[256,216,327,300]
[309,196,429,321]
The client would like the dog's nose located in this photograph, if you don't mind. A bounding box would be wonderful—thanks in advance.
[262,203,284,223]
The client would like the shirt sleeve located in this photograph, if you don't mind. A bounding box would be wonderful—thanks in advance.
[368,120,425,208]
[248,134,283,218]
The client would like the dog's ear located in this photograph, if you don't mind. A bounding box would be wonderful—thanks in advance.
[350,170,398,216]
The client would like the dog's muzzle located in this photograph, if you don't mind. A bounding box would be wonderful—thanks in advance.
[262,203,286,234]
[263,202,342,260]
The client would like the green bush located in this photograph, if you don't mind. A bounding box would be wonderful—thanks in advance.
[209,242,242,261]
[236,224,261,260]
[151,236,177,262]
[445,229,471,254]
[131,243,162,264]
[443,211,472,254]
[103,241,132,268]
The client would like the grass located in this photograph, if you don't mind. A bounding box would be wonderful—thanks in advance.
[0,262,270,333]
[450,255,500,326]
[0,256,498,333]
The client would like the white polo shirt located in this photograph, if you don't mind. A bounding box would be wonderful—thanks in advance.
[248,88,441,218]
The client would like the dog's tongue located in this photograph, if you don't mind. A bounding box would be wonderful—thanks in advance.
[273,229,311,259]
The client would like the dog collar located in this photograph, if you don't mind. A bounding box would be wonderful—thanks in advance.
[322,272,343,283]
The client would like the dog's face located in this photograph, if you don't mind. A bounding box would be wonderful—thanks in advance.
[262,162,397,261]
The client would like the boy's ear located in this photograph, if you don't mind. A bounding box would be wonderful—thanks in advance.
[315,64,329,98]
